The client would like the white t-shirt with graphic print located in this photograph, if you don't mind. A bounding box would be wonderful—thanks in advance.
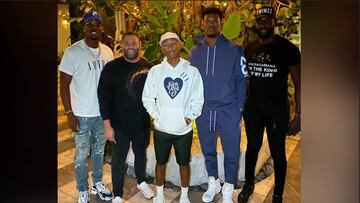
[59,39,114,117]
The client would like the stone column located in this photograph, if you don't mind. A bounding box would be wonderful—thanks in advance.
[114,8,126,56]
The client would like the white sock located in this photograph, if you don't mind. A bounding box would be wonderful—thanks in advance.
[180,186,189,199]
[156,185,164,197]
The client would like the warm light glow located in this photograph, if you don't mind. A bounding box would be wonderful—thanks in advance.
[58,10,69,18]
[62,19,69,28]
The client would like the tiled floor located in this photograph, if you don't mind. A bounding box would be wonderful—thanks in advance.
[58,90,301,203]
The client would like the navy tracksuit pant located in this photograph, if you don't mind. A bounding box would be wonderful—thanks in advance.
[196,105,242,185]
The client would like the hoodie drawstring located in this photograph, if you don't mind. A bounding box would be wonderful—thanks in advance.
[209,110,212,132]
[209,110,217,132]
[212,45,216,76]
[206,46,209,75]
[206,45,217,76]
[213,110,217,132]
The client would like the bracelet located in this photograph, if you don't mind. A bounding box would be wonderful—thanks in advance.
[65,110,73,115]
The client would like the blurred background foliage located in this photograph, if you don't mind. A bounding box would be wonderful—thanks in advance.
[65,0,301,64]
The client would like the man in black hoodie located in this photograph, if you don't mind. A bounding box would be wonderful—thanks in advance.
[98,31,155,203]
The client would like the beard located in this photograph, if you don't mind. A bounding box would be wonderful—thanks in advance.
[256,27,275,39]
[124,49,139,60]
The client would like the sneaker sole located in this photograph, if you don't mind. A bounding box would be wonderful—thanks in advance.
[237,193,254,203]
[136,186,154,199]
[91,188,112,201]
[202,187,221,202]
[77,198,90,203]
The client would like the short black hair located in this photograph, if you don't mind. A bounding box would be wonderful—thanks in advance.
[122,31,140,41]
[201,7,224,20]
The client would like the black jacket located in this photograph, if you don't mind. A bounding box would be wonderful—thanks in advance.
[98,56,153,133]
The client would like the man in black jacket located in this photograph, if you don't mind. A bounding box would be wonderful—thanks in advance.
[98,31,155,203]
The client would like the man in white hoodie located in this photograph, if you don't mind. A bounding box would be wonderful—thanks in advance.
[142,32,204,203]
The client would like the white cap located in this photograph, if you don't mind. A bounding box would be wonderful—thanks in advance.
[159,32,180,46]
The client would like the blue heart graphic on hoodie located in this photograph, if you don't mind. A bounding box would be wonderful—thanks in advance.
[164,77,183,99]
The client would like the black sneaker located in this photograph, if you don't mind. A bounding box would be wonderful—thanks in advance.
[237,184,254,203]
[272,194,283,203]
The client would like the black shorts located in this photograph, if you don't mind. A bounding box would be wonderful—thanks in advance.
[153,129,193,166]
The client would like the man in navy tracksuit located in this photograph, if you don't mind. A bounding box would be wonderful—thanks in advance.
[189,7,247,203]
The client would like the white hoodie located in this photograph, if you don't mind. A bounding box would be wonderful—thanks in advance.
[142,57,204,135]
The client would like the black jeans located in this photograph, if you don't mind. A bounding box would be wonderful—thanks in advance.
[243,100,289,196]
[111,129,150,197]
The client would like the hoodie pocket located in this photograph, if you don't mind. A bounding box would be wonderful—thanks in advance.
[157,107,186,133]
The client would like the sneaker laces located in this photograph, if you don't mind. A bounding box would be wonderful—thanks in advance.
[96,182,110,193]
[78,191,88,202]
[138,182,154,198]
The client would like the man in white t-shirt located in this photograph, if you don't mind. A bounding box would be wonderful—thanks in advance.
[59,11,114,203]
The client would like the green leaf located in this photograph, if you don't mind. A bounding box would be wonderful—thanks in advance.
[234,36,244,46]
[239,8,250,22]
[278,7,292,18]
[222,12,241,39]
[184,35,194,51]
[239,9,249,17]
[247,3,254,10]
[140,11,163,29]
[104,4,114,17]
[151,1,166,17]
[289,2,297,9]
[166,11,180,26]
[144,40,161,61]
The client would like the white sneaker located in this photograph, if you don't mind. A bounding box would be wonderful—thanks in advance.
[153,195,165,203]
[78,190,89,203]
[113,196,122,203]
[91,181,113,201]
[180,196,191,203]
[221,182,234,203]
[202,177,221,202]
[137,181,155,199]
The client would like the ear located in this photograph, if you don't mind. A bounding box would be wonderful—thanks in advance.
[160,46,165,54]
[200,19,205,29]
